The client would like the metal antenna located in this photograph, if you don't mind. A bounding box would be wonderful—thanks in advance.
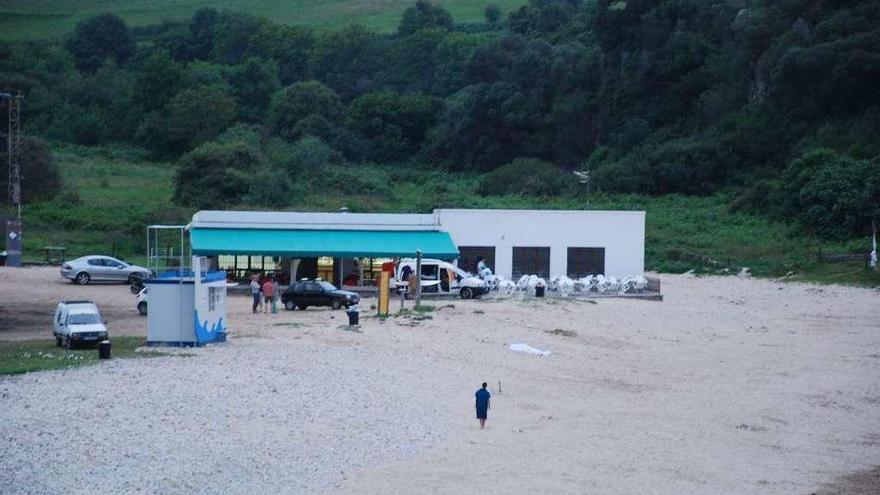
[3,90,23,266]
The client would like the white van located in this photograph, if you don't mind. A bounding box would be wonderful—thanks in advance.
[394,258,488,299]
[52,300,109,348]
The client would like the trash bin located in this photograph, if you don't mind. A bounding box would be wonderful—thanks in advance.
[346,307,359,326]
[98,340,111,359]
[535,285,545,298]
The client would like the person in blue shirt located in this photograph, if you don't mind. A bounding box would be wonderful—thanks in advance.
[475,382,491,429]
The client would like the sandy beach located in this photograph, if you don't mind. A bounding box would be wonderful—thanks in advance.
[1,267,878,494]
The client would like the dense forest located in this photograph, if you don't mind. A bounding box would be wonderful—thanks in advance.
[1,0,879,241]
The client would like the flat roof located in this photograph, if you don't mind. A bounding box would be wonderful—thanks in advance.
[190,228,459,258]
[190,210,439,231]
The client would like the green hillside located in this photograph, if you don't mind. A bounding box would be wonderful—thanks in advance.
[0,0,525,40]
[3,1,879,287]
[20,144,878,286]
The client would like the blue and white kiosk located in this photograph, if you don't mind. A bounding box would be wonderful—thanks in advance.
[145,256,228,346]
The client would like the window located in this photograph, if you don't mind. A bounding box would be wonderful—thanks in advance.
[512,247,550,279]
[458,246,496,274]
[87,258,104,266]
[68,313,100,325]
[208,287,220,312]
[420,264,439,280]
[567,247,605,277]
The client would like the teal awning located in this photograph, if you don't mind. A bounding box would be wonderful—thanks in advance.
[191,228,459,259]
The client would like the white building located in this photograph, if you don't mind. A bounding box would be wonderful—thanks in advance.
[187,209,645,283]
[436,209,645,279]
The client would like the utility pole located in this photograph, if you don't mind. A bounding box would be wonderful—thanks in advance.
[3,90,23,267]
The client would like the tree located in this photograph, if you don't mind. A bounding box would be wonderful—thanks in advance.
[781,149,880,239]
[189,8,219,60]
[225,57,280,122]
[485,4,502,25]
[137,85,237,156]
[0,137,61,201]
[135,52,183,112]
[399,1,454,36]
[65,14,135,72]
[309,26,384,100]
[174,140,263,208]
[267,81,343,140]
[347,92,439,162]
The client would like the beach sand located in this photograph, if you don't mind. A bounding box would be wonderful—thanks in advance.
[1,267,878,494]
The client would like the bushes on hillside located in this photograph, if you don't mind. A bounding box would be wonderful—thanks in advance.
[173,141,263,208]
[0,138,61,201]
[780,149,880,239]
[267,81,344,140]
[138,85,237,157]
[478,158,573,196]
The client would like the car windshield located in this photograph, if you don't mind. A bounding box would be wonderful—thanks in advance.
[68,313,100,325]
[318,281,336,291]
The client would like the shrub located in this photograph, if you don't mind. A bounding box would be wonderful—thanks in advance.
[173,141,263,208]
[781,149,880,239]
[478,158,574,197]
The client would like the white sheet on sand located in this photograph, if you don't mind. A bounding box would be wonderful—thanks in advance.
[509,343,551,356]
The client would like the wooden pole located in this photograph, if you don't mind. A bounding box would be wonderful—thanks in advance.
[415,250,422,308]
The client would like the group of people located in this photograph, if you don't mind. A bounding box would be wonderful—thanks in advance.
[249,274,279,314]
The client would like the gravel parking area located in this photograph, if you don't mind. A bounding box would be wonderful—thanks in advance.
[1,267,879,494]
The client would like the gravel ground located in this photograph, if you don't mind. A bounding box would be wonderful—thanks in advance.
[1,267,879,494]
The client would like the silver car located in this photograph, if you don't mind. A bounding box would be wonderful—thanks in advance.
[60,256,151,285]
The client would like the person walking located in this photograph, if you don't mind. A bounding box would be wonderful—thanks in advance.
[475,382,491,429]
[249,274,261,314]
[261,276,275,314]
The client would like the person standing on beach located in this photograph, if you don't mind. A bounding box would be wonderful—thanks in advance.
[249,274,261,314]
[261,276,275,314]
[271,277,280,314]
[475,382,491,429]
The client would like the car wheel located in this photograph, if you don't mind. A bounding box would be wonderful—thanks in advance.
[55,336,62,347]
[331,300,342,310]
[284,300,296,311]
[75,272,90,285]
[65,337,75,350]
[297,305,308,311]
[128,273,143,285]
[460,287,474,300]
[137,302,148,316]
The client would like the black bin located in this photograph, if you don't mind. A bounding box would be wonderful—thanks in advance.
[347,311,359,326]
[535,285,545,298]
[98,340,111,359]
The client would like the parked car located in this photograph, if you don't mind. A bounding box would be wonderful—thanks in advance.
[136,287,148,315]
[60,256,151,285]
[281,280,359,310]
[52,300,109,348]
[394,258,488,299]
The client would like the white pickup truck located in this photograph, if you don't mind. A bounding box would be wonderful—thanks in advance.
[52,300,109,349]
[394,258,489,299]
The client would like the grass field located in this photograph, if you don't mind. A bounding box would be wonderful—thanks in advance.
[0,0,526,40]
[17,143,880,287]
[21,144,192,266]
[0,336,166,375]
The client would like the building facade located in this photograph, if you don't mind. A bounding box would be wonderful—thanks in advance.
[186,208,646,283]
[435,209,645,279]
